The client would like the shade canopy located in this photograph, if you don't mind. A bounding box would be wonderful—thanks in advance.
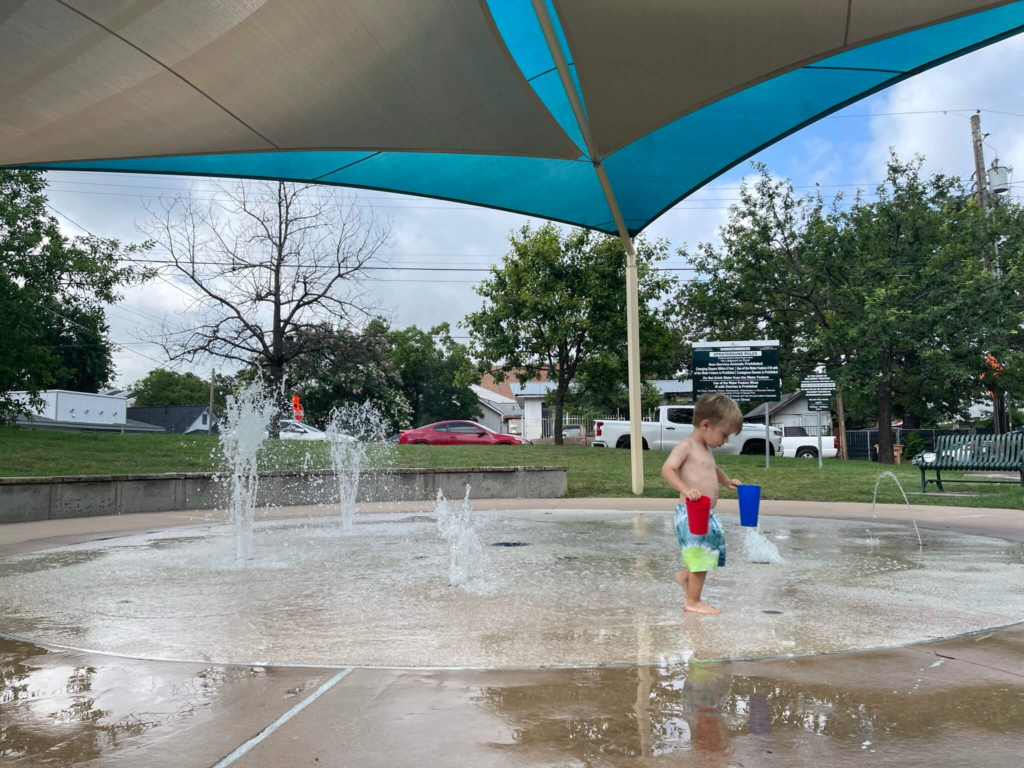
[3,0,1024,235]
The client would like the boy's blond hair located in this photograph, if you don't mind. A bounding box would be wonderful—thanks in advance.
[693,393,744,435]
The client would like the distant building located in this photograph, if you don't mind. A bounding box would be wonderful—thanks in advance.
[745,392,830,433]
[9,390,163,434]
[471,384,522,435]
[650,379,692,406]
[510,380,558,440]
[478,368,549,400]
[126,405,219,435]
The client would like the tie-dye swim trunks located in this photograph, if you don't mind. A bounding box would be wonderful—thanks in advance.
[675,503,726,572]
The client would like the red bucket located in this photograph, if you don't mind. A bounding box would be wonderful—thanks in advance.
[685,495,712,535]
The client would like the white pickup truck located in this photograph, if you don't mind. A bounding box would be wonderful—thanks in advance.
[781,427,839,460]
[592,405,784,455]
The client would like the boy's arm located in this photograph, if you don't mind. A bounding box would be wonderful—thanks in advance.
[716,465,741,490]
[661,442,702,500]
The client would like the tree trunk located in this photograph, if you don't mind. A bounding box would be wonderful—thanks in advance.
[553,389,565,446]
[836,390,848,460]
[903,409,921,430]
[876,379,895,464]
[269,360,285,439]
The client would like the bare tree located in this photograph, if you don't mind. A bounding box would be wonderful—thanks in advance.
[141,180,391,434]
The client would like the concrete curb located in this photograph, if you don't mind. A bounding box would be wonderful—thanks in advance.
[0,466,568,524]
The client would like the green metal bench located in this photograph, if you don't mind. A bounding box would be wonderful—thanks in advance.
[919,433,1024,492]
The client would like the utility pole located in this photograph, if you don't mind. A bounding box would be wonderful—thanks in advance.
[971,113,989,225]
[209,368,215,435]
[970,111,1006,434]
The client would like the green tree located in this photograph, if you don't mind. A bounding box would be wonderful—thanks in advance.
[127,368,235,412]
[385,322,481,427]
[1,170,151,424]
[465,223,680,444]
[559,352,669,418]
[286,320,412,431]
[675,156,1024,464]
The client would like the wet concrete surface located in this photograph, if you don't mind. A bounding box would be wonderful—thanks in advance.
[2,503,1023,766]
[3,632,1021,767]
[0,636,334,767]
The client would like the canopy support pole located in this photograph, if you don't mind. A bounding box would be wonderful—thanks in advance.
[532,0,644,494]
[597,172,646,495]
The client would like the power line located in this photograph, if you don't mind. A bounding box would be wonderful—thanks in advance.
[822,107,1023,119]
[113,257,700,273]
[43,341,163,349]
[28,298,169,368]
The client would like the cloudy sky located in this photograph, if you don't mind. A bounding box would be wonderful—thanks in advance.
[41,34,1024,388]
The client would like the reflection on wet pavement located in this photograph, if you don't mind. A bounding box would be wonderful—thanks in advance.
[219,628,1024,767]
[471,662,1024,765]
[0,636,331,767]
[4,631,1024,767]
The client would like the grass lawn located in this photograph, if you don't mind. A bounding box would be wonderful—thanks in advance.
[1,428,1021,509]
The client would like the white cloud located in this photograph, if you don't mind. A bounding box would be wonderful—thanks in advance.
[861,35,1024,187]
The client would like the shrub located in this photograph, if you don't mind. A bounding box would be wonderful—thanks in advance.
[902,431,926,460]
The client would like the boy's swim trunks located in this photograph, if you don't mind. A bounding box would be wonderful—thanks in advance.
[674,503,726,572]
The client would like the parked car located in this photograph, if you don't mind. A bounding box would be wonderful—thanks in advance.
[398,421,533,446]
[265,420,341,442]
[912,431,1023,465]
[781,427,839,460]
[591,406,783,455]
[533,424,592,446]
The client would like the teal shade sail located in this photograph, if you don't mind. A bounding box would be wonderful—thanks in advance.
[4,0,1024,236]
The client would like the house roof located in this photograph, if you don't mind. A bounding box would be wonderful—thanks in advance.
[650,379,692,395]
[744,391,805,420]
[480,399,522,417]
[470,384,518,406]
[126,405,215,434]
[479,369,549,399]
[513,380,558,398]
[15,413,165,433]
[471,384,522,419]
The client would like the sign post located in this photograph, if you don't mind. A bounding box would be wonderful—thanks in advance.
[692,340,781,469]
[800,373,836,470]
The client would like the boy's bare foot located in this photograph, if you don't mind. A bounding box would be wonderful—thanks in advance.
[684,601,721,615]
[674,570,688,594]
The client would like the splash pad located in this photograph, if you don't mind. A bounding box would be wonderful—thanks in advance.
[1,509,1021,669]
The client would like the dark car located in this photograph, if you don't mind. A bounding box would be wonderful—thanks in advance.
[398,421,532,446]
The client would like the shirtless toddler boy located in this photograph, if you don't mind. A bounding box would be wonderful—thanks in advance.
[660,393,744,615]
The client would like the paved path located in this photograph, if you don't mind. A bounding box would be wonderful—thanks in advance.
[1,499,1022,766]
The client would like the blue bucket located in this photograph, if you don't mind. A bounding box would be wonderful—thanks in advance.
[737,485,761,527]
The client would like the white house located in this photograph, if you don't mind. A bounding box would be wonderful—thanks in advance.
[511,380,557,440]
[12,389,126,425]
[650,379,692,406]
[470,384,522,435]
[10,390,164,433]
[745,392,832,434]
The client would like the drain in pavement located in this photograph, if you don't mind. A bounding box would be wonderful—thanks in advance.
[491,542,530,547]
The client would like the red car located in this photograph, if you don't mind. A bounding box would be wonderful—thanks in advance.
[398,421,532,446]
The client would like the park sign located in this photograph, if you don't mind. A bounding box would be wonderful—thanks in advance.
[801,373,836,412]
[692,341,780,402]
